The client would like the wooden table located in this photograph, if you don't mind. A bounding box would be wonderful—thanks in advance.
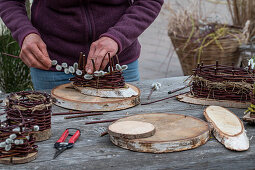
[0,76,254,169]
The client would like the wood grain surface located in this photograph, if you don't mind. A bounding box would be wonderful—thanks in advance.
[108,120,156,139]
[204,106,249,151]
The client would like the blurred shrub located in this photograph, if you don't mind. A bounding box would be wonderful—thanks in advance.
[0,27,33,93]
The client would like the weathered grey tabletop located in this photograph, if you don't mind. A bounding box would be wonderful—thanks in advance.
[0,76,254,170]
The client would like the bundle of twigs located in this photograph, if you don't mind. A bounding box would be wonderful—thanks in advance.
[6,91,52,131]
[191,61,255,102]
[0,112,37,159]
[227,0,255,40]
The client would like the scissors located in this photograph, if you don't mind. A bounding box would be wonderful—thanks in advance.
[53,128,81,159]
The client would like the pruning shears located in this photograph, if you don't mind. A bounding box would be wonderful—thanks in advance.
[53,128,81,159]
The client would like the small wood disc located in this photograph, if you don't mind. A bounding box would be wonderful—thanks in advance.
[108,121,156,139]
[177,93,250,109]
[109,113,210,153]
[0,152,37,164]
[51,83,140,111]
[243,112,255,124]
[32,129,52,142]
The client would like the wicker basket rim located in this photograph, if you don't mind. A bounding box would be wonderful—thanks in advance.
[168,24,242,40]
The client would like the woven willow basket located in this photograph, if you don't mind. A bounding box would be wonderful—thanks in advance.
[169,26,243,75]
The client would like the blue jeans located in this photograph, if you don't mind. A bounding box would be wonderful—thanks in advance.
[30,60,140,90]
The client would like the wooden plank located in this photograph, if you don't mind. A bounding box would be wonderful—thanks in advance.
[0,76,254,169]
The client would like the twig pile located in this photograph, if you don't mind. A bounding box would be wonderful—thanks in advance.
[227,0,255,41]
[191,62,255,102]
[0,113,38,159]
[5,91,52,131]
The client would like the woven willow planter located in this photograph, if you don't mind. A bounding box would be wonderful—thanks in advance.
[169,26,243,75]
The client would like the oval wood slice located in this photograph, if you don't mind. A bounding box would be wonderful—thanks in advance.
[177,93,250,109]
[204,106,249,151]
[74,83,138,98]
[108,121,156,139]
[51,83,140,111]
[109,113,210,153]
[0,152,37,164]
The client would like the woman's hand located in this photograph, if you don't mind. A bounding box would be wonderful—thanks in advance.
[20,33,52,70]
[86,36,118,74]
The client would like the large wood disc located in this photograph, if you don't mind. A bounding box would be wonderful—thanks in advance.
[108,121,156,139]
[177,93,250,109]
[109,113,210,153]
[0,152,37,164]
[51,83,140,111]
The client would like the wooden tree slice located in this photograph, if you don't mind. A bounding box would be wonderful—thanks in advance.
[109,113,210,153]
[51,83,140,111]
[74,83,138,98]
[32,129,52,142]
[177,93,250,109]
[108,121,156,139]
[243,112,255,124]
[204,106,249,151]
[0,152,37,164]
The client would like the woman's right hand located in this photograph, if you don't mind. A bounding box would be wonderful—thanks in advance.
[19,33,52,70]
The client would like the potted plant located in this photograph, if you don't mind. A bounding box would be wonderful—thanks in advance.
[166,0,244,75]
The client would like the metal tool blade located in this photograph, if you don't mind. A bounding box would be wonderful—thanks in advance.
[53,148,66,159]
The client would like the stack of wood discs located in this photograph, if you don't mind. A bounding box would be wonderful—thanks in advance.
[6,91,52,141]
[0,118,38,164]
[108,113,210,153]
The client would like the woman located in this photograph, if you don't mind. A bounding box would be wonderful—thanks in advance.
[0,0,163,90]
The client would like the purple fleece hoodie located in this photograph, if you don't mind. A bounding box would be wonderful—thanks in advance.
[0,0,163,71]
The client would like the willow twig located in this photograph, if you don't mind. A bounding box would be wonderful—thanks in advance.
[64,113,103,119]
[141,92,189,105]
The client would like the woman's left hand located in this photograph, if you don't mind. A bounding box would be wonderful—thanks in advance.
[86,36,118,74]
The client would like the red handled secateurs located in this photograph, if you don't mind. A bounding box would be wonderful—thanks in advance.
[53,128,81,159]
